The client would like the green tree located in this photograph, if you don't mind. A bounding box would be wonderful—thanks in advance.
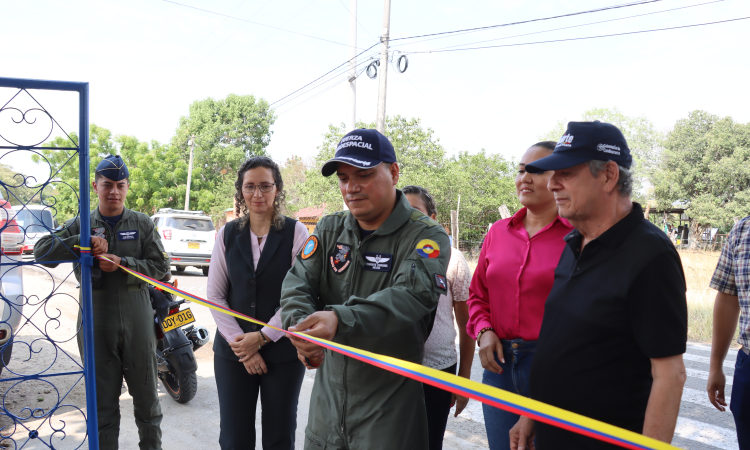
[294,116,518,251]
[170,94,276,216]
[33,125,200,221]
[296,117,448,214]
[32,124,117,220]
[0,164,57,206]
[653,111,750,243]
[120,138,201,215]
[441,151,519,246]
[280,155,308,215]
[540,107,664,202]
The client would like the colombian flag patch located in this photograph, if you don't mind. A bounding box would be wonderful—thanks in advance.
[416,239,440,259]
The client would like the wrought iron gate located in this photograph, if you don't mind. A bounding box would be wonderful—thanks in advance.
[0,78,98,449]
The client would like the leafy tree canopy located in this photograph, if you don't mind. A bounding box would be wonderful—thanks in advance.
[292,116,519,246]
[32,94,275,222]
[0,163,56,206]
[279,155,308,215]
[653,110,750,232]
[31,124,116,220]
[169,94,276,219]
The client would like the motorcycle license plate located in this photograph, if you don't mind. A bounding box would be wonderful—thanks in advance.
[188,242,200,249]
[161,308,196,332]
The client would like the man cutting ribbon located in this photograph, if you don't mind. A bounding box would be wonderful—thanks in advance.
[279,129,451,450]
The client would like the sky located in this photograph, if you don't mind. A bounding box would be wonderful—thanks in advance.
[2,0,750,181]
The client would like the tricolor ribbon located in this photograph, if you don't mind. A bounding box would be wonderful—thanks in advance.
[97,256,679,450]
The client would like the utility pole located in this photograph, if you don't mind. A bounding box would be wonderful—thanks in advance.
[347,0,357,132]
[184,135,195,211]
[375,0,392,133]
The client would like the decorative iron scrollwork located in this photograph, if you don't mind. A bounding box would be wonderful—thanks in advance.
[0,82,91,449]
[0,106,55,148]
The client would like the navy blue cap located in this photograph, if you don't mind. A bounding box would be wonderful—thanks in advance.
[525,121,631,174]
[321,128,397,177]
[96,155,129,181]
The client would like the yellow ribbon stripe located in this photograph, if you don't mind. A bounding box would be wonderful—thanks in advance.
[97,256,679,450]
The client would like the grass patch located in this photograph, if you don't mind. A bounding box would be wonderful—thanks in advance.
[678,250,741,344]
[464,249,741,344]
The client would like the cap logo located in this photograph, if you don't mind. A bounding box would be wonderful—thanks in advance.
[596,143,621,155]
[557,134,574,147]
[337,135,373,152]
[336,155,372,166]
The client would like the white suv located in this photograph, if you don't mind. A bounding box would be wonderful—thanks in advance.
[151,209,216,276]
[12,204,58,254]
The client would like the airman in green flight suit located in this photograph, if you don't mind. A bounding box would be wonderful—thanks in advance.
[34,155,170,450]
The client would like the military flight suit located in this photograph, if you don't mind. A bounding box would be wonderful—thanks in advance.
[34,207,170,450]
[280,191,451,450]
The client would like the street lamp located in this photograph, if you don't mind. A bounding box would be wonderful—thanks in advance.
[185,136,195,211]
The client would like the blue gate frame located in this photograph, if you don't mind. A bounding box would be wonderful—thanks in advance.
[0,77,98,449]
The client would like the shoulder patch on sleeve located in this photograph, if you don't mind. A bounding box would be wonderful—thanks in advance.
[416,239,441,259]
[409,210,440,227]
[434,273,448,291]
[301,236,319,260]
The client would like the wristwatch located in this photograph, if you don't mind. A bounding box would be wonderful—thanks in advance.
[119,257,128,268]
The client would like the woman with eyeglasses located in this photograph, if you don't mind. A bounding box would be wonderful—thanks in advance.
[207,156,309,449]
[466,142,573,450]
[402,185,474,450]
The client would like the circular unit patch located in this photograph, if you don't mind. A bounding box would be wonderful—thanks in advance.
[416,239,440,259]
[301,236,319,260]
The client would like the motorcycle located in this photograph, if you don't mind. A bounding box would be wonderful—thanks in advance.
[149,276,210,404]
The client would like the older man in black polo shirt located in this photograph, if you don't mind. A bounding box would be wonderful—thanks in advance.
[509,121,687,449]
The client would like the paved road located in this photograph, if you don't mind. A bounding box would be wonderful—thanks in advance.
[19,260,742,449]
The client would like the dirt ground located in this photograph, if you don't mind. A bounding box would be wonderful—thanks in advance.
[1,267,90,449]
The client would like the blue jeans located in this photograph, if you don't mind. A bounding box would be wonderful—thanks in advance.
[482,339,536,450]
[732,348,750,450]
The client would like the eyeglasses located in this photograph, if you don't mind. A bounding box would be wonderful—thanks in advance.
[242,183,276,194]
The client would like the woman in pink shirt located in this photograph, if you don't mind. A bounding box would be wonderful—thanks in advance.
[466,141,573,450]
[207,156,309,449]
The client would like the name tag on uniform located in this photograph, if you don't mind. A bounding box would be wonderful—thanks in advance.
[363,252,393,272]
[117,230,138,241]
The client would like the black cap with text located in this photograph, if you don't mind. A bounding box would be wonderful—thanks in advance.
[525,121,631,174]
[321,128,397,177]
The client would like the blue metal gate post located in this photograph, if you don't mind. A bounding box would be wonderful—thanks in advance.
[77,81,100,449]
[0,76,99,448]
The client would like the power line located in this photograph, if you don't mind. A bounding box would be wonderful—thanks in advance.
[268,0,668,110]
[269,42,380,106]
[190,0,278,70]
[404,15,750,54]
[390,0,725,52]
[267,0,733,116]
[273,55,377,110]
[175,0,251,66]
[162,0,351,47]
[389,0,667,42]
[336,0,377,42]
[276,64,370,116]
[236,0,322,61]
